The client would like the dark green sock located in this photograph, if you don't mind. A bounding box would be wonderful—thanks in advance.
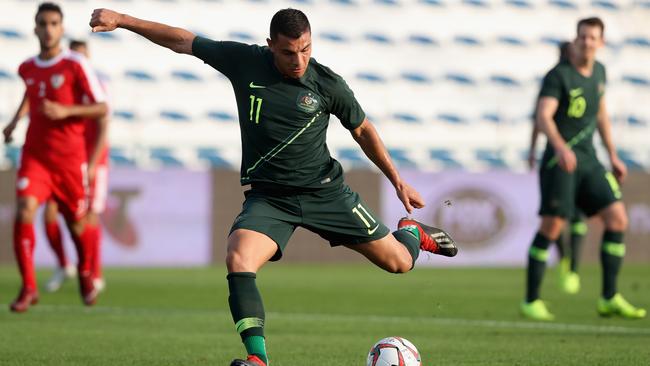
[526,232,551,302]
[227,272,268,364]
[393,228,421,268]
[601,231,625,299]
[570,220,587,273]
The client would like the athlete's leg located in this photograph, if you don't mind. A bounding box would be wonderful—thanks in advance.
[44,200,67,267]
[345,233,415,273]
[527,216,565,301]
[11,196,40,312]
[226,229,278,366]
[569,215,587,273]
[43,200,78,293]
[597,201,627,300]
[14,196,39,290]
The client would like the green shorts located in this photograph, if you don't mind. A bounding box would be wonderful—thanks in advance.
[230,183,391,261]
[539,159,621,219]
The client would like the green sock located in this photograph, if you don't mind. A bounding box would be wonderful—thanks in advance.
[526,232,551,303]
[393,228,420,268]
[570,220,587,273]
[601,231,625,299]
[227,272,268,364]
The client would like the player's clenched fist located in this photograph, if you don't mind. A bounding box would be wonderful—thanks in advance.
[89,8,121,32]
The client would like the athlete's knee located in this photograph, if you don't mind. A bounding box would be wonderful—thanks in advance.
[383,255,412,274]
[603,207,628,232]
[16,198,38,223]
[539,216,565,241]
[226,247,257,273]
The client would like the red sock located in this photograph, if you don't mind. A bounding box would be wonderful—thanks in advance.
[71,227,95,276]
[45,221,67,268]
[86,224,102,279]
[14,221,37,291]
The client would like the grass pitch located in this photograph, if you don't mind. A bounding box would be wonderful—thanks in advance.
[1,264,648,365]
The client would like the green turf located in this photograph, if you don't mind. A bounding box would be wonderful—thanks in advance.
[1,264,648,365]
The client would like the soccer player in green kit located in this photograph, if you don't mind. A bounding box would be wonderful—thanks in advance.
[527,41,587,295]
[90,7,457,366]
[521,17,645,321]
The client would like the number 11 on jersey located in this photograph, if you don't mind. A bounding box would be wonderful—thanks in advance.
[249,95,263,124]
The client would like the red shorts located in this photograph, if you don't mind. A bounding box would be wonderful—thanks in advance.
[89,164,108,214]
[17,153,89,221]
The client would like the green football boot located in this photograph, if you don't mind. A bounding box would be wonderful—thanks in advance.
[597,294,646,319]
[520,299,555,321]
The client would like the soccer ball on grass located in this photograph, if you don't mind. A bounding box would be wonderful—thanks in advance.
[367,336,421,366]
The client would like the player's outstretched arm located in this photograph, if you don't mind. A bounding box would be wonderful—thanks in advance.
[537,96,576,172]
[351,119,425,214]
[3,92,28,144]
[596,96,627,182]
[89,8,195,55]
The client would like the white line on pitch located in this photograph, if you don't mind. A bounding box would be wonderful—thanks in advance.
[5,304,650,335]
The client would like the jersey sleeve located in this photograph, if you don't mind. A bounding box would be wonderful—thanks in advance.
[328,75,366,130]
[73,56,106,103]
[538,68,562,100]
[192,36,252,79]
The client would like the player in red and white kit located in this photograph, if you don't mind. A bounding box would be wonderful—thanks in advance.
[4,39,110,294]
[6,2,108,312]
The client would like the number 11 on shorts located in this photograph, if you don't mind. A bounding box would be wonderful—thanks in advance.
[352,203,376,228]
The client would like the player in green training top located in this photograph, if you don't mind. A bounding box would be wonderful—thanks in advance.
[90,7,458,366]
[521,17,645,321]
[527,41,588,295]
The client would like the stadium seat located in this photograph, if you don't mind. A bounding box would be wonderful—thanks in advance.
[364,32,393,44]
[320,31,349,43]
[430,149,463,168]
[497,35,527,46]
[150,147,184,167]
[622,75,650,87]
[548,0,578,10]
[336,148,370,167]
[0,69,13,80]
[408,34,438,46]
[591,0,619,11]
[505,0,534,9]
[356,72,386,83]
[393,112,422,123]
[437,113,467,124]
[388,148,417,168]
[0,28,24,39]
[197,147,232,168]
[400,71,432,84]
[617,149,644,170]
[109,148,136,167]
[160,110,191,122]
[476,149,508,168]
[4,146,21,167]
[171,70,202,82]
[624,37,650,48]
[463,0,489,8]
[207,110,237,122]
[113,110,137,122]
[125,70,156,81]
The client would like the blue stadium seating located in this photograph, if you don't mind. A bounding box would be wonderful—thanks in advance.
[430,149,463,168]
[505,0,533,9]
[356,72,386,83]
[337,148,370,167]
[150,147,184,167]
[125,70,156,81]
[4,146,21,167]
[388,148,417,168]
[476,149,507,168]
[113,110,137,121]
[207,110,237,122]
[171,70,202,82]
[548,0,578,10]
[401,71,431,84]
[617,149,644,170]
[197,148,232,168]
[393,113,421,123]
[0,28,24,39]
[160,110,191,122]
[0,69,13,80]
[591,0,619,11]
[109,148,136,167]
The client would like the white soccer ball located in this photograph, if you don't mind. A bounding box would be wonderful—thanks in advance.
[367,336,421,366]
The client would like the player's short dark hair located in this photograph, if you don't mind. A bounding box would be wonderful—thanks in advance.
[558,41,571,62]
[35,2,63,21]
[577,17,604,37]
[69,39,87,50]
[270,8,311,40]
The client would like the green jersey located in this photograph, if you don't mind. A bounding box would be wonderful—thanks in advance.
[539,60,606,162]
[192,37,365,188]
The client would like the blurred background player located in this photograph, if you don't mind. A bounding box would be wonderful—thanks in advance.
[521,17,646,321]
[527,40,587,295]
[89,7,457,366]
[6,2,108,312]
[42,39,109,293]
[4,39,109,294]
